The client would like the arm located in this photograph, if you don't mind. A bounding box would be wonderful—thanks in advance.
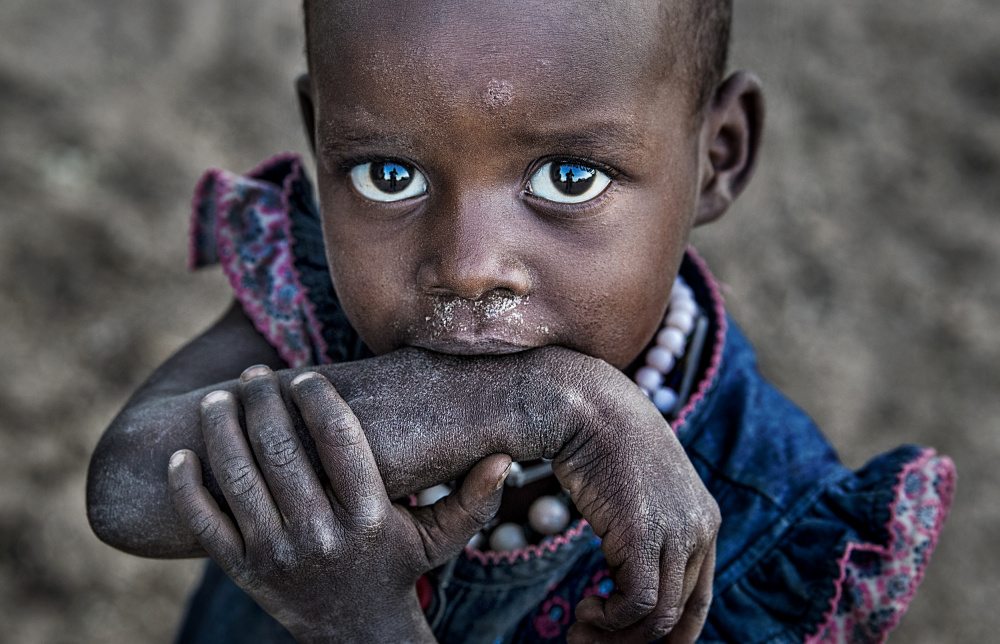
[88,302,719,641]
[87,301,603,558]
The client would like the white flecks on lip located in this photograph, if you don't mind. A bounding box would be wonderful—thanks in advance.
[415,293,530,338]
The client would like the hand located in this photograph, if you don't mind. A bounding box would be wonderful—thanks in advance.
[554,373,721,644]
[167,366,511,643]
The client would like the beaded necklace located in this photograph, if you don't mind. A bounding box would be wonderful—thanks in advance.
[416,276,709,553]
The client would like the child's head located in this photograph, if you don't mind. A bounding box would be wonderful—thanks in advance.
[297,0,763,371]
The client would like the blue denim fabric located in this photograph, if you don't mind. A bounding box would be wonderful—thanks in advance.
[175,160,927,643]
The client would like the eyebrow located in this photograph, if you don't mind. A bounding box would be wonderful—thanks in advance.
[318,127,417,158]
[512,122,647,158]
[318,120,647,162]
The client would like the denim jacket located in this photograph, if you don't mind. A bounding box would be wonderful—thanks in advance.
[176,155,954,644]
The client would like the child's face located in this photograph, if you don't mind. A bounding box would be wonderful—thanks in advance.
[303,1,742,371]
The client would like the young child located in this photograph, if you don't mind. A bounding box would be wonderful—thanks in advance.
[86,1,955,642]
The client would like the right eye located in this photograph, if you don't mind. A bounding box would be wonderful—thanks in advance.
[349,160,427,202]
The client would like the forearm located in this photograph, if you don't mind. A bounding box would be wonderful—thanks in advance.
[87,346,611,558]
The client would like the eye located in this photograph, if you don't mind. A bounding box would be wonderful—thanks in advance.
[526,161,612,204]
[349,160,427,202]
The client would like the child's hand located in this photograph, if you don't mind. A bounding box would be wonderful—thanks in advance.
[166,367,511,644]
[553,373,721,644]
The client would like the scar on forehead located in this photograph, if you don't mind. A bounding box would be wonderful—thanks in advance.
[484,79,514,109]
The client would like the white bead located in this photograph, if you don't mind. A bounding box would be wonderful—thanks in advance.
[489,523,528,552]
[672,281,693,301]
[645,346,676,373]
[416,484,451,507]
[653,387,679,413]
[657,327,687,357]
[666,310,694,335]
[528,496,571,535]
[670,297,697,317]
[635,366,664,390]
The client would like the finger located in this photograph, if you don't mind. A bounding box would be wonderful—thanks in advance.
[167,449,244,570]
[575,542,663,631]
[664,544,715,644]
[200,389,282,540]
[289,372,389,526]
[238,366,328,526]
[571,547,707,644]
[411,454,512,569]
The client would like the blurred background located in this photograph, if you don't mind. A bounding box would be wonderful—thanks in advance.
[1,0,997,641]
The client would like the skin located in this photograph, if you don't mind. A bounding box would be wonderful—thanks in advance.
[86,0,764,642]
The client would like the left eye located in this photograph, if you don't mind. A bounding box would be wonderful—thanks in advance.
[526,161,611,204]
[349,160,427,202]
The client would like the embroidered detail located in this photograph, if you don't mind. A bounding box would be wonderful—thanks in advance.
[806,450,956,644]
[188,153,327,368]
[582,569,615,599]
[531,596,572,639]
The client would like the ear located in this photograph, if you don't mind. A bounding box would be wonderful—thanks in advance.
[295,73,318,155]
[694,71,765,226]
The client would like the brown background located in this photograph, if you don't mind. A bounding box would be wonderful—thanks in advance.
[1,1,997,641]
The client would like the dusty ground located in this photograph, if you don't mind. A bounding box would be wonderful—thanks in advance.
[1,1,997,642]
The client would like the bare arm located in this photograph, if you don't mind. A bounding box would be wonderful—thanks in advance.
[87,301,608,558]
[87,302,719,641]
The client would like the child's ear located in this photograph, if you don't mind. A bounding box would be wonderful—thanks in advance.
[694,71,765,226]
[296,73,318,155]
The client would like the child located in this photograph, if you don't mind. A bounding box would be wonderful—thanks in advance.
[86,1,955,642]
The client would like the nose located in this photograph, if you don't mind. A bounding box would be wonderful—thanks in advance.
[416,193,531,300]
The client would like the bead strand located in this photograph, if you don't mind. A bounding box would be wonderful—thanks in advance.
[634,276,698,414]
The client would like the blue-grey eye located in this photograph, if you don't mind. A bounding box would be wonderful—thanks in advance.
[526,161,611,204]
[349,160,427,202]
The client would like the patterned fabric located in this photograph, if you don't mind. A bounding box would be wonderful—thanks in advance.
[180,154,956,644]
[807,451,955,644]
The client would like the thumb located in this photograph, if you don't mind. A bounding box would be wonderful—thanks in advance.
[412,454,512,568]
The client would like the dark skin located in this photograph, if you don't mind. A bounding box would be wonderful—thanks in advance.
[86,0,764,641]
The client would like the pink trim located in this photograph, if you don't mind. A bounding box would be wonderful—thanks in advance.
[276,156,332,366]
[672,246,728,432]
[210,172,301,367]
[463,520,591,566]
[804,449,956,644]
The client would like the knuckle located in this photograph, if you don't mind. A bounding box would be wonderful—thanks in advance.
[219,455,259,496]
[689,590,713,618]
[347,501,389,536]
[259,434,301,469]
[644,608,681,638]
[317,413,365,449]
[189,511,221,542]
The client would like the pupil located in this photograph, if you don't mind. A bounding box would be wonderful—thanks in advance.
[370,161,413,193]
[550,163,596,196]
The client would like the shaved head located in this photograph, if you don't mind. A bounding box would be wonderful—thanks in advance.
[303,0,732,114]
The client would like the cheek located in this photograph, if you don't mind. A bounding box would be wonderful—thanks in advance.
[318,185,414,354]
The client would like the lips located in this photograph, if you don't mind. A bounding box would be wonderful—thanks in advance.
[402,298,552,355]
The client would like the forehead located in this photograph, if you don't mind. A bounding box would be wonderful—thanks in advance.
[307,0,692,124]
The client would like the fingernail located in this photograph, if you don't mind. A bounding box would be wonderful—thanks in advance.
[169,451,187,468]
[291,371,321,386]
[497,461,513,490]
[240,365,271,382]
[202,390,231,405]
